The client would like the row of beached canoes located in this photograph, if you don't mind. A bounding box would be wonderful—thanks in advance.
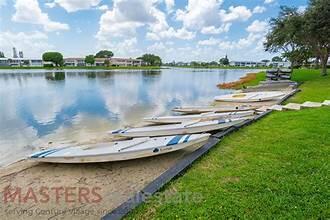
[29,91,286,163]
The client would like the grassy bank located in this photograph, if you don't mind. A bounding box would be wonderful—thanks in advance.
[0,66,162,70]
[126,69,329,219]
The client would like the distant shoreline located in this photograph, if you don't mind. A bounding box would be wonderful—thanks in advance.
[0,66,162,70]
[163,65,270,70]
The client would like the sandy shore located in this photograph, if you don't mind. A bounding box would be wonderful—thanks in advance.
[0,148,194,220]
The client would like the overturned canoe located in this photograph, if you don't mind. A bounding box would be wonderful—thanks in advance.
[144,110,255,124]
[110,117,252,138]
[214,91,285,102]
[29,133,211,163]
[172,105,257,114]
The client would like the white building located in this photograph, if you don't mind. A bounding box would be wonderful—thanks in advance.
[229,60,291,68]
[64,57,143,67]
[229,61,267,67]
[0,58,43,67]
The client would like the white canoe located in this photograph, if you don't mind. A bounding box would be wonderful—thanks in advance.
[214,91,285,102]
[144,110,255,124]
[29,134,210,163]
[110,117,252,138]
[172,105,257,114]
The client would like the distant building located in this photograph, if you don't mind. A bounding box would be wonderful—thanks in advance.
[19,51,24,58]
[13,47,18,58]
[64,57,85,67]
[229,61,267,67]
[229,60,291,68]
[0,58,43,67]
[64,57,143,67]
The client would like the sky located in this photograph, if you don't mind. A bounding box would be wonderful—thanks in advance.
[0,0,307,62]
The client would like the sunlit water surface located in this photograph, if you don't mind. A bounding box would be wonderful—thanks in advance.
[0,68,257,166]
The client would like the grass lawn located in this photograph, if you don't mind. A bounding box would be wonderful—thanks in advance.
[125,69,330,219]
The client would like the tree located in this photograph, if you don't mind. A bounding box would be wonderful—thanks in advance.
[0,51,5,58]
[219,55,229,66]
[261,59,270,63]
[209,61,218,66]
[272,56,283,62]
[42,52,64,67]
[95,50,114,58]
[264,6,309,69]
[303,0,330,76]
[139,54,162,66]
[85,55,95,66]
[104,59,110,67]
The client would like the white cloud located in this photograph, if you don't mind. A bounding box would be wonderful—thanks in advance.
[176,0,223,30]
[198,37,220,46]
[50,0,101,12]
[201,23,231,35]
[45,2,56,8]
[253,6,266,14]
[297,5,307,14]
[264,0,275,4]
[164,0,175,13]
[98,5,109,11]
[97,0,195,49]
[219,6,252,23]
[246,20,268,33]
[97,37,141,57]
[12,0,69,32]
[0,31,53,57]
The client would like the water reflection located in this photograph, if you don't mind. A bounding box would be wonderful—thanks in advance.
[0,68,256,166]
[45,72,66,81]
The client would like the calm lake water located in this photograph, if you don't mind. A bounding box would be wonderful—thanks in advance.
[0,68,255,166]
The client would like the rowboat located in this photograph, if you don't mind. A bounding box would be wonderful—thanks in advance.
[110,117,252,138]
[214,91,285,102]
[29,134,211,163]
[172,105,257,114]
[144,110,255,124]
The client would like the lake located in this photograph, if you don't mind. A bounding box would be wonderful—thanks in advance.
[0,68,256,166]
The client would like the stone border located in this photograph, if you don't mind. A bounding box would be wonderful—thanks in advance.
[102,88,300,220]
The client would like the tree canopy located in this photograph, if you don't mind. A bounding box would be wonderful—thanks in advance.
[139,54,162,66]
[0,51,5,58]
[219,55,229,65]
[272,56,283,62]
[95,50,114,58]
[85,55,95,65]
[264,1,330,75]
[42,52,64,67]
[303,0,330,75]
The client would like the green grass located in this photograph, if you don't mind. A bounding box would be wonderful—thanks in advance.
[126,69,330,219]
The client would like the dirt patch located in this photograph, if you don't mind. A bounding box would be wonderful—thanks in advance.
[217,73,257,89]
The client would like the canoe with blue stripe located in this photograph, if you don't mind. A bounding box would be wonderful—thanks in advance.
[109,117,253,138]
[28,134,210,163]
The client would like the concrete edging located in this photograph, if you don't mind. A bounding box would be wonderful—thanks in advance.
[102,88,300,220]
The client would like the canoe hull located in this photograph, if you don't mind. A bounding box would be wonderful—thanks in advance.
[144,111,255,124]
[172,106,257,114]
[115,118,248,138]
[29,134,210,163]
[214,91,285,102]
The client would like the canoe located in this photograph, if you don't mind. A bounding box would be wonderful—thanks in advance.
[110,117,252,138]
[29,134,211,163]
[172,105,257,114]
[214,91,285,102]
[144,110,255,124]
